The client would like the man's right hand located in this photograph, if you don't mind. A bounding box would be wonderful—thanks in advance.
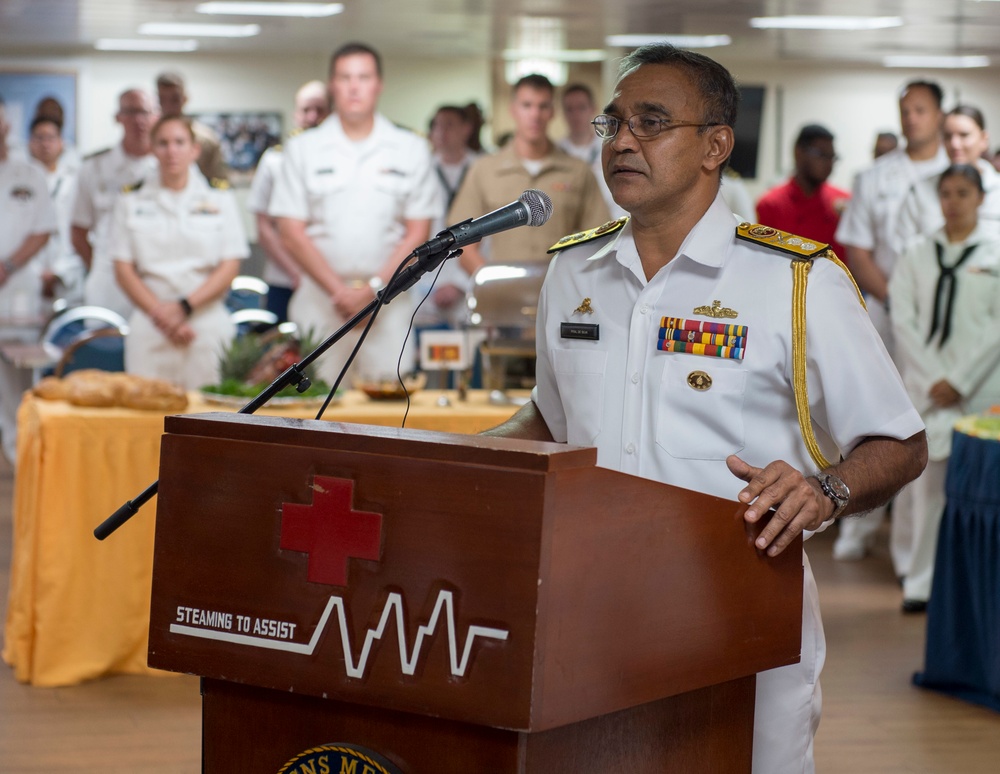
[330,284,376,319]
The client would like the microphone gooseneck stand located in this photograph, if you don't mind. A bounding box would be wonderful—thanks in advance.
[93,245,460,541]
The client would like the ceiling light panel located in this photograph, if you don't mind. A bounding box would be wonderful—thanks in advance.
[750,16,904,31]
[138,22,261,38]
[196,2,344,17]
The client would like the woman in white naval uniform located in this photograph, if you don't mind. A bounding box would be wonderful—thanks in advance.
[890,164,1000,611]
[110,116,248,390]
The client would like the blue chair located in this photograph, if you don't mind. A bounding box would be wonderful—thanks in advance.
[226,276,270,313]
[42,306,130,349]
[41,306,130,377]
[54,328,126,377]
[231,307,279,337]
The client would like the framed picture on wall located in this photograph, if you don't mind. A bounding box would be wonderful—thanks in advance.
[0,69,77,150]
[195,111,282,186]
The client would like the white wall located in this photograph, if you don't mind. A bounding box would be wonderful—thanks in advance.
[5,49,1000,213]
[715,57,1000,201]
[2,51,490,153]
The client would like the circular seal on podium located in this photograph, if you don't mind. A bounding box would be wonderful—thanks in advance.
[278,743,402,774]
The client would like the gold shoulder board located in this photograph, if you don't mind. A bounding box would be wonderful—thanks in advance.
[84,147,112,161]
[547,216,629,254]
[735,222,828,260]
[209,178,230,190]
[120,180,144,194]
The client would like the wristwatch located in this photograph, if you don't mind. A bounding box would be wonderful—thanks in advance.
[813,472,850,519]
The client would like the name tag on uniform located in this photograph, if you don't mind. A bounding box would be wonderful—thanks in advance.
[561,322,599,340]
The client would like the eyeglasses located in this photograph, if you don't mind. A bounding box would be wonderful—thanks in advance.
[591,113,720,140]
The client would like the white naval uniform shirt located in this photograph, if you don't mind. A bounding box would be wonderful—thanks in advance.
[268,114,442,278]
[268,114,443,383]
[36,154,85,301]
[0,156,57,317]
[836,146,949,278]
[835,146,948,351]
[894,159,1000,252]
[108,173,249,389]
[246,144,295,289]
[73,144,158,317]
[890,224,1000,459]
[534,192,924,774]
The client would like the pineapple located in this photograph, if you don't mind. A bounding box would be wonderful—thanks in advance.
[206,328,331,399]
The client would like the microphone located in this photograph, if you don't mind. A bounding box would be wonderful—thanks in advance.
[412,189,553,259]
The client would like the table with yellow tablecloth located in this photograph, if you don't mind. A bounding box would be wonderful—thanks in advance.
[2,389,523,686]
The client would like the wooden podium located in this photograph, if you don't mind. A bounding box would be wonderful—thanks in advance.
[147,413,802,773]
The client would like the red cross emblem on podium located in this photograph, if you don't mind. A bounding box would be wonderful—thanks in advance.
[280,476,383,587]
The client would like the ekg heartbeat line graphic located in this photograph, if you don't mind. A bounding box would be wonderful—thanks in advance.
[170,590,509,679]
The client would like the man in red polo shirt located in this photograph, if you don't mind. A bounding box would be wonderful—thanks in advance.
[756,124,851,265]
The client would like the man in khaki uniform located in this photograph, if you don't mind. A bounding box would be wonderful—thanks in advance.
[448,74,609,276]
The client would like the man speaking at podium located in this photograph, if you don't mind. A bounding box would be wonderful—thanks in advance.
[487,45,927,774]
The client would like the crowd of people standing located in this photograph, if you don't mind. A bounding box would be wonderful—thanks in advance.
[3,52,999,613]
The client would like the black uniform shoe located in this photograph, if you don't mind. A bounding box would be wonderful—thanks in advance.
[901,599,928,614]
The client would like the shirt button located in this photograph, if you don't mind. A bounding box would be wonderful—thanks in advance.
[625,443,636,455]
[640,304,649,315]
[631,372,640,384]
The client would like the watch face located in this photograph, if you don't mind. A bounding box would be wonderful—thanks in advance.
[821,474,849,503]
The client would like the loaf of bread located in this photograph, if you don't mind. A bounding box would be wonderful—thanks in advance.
[32,370,189,411]
[32,376,72,401]
[119,377,188,411]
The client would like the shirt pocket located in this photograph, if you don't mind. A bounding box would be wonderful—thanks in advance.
[186,211,224,232]
[304,170,346,224]
[371,171,409,222]
[552,348,607,446]
[655,358,746,460]
[126,208,167,236]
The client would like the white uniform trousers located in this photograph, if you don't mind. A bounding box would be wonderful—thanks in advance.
[753,551,825,774]
[289,278,417,388]
[125,301,233,391]
[0,326,36,464]
[898,458,948,602]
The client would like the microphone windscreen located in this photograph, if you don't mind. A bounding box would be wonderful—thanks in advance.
[520,189,554,227]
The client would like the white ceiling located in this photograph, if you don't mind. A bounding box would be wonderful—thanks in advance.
[1,0,1000,67]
